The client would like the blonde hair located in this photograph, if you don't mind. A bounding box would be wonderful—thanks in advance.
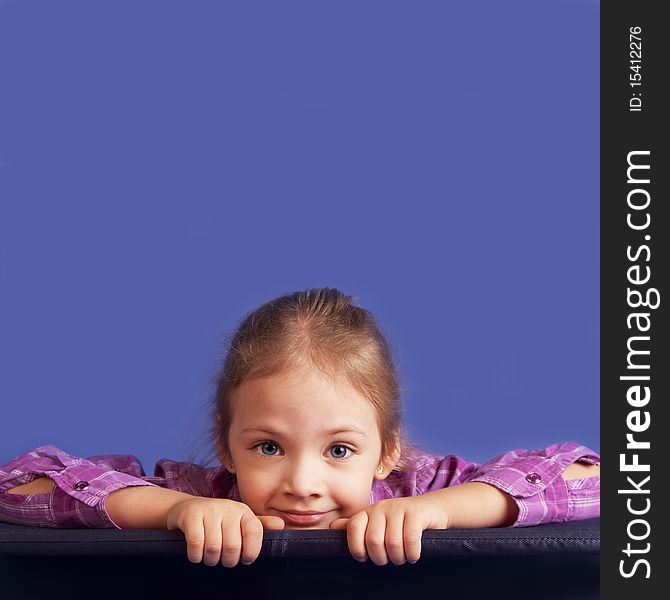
[182,287,422,487]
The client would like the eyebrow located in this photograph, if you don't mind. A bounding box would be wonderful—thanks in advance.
[240,426,368,438]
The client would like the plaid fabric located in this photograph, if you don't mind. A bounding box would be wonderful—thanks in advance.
[1,441,599,529]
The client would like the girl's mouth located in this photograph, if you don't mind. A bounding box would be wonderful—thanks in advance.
[273,510,332,527]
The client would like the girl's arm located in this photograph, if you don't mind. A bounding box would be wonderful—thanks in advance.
[563,461,600,479]
[423,460,601,529]
[423,481,519,528]
[0,445,162,528]
[7,477,54,495]
[456,441,601,527]
[7,475,198,530]
[332,442,600,566]
[8,477,201,530]
[104,484,194,529]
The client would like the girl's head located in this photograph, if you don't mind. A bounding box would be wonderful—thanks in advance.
[204,287,418,527]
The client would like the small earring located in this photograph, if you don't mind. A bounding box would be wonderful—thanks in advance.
[229,464,235,472]
[377,465,384,474]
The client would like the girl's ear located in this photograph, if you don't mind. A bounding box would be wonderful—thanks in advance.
[374,434,402,481]
[214,429,234,474]
[218,448,235,475]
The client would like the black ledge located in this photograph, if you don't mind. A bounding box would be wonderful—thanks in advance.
[0,518,599,558]
[0,520,600,600]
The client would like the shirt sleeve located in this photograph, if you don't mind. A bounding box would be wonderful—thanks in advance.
[0,445,161,529]
[464,441,600,527]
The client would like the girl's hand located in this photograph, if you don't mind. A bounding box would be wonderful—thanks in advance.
[329,495,449,566]
[166,497,285,567]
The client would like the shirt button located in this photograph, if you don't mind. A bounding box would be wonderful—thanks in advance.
[526,472,542,484]
[73,481,90,491]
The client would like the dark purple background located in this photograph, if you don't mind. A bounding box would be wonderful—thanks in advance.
[0,1,599,469]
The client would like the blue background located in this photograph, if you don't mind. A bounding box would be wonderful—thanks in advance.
[0,1,599,471]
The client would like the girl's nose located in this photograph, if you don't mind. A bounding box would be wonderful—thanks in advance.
[283,458,326,498]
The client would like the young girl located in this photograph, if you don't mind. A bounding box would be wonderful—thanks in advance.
[0,288,600,568]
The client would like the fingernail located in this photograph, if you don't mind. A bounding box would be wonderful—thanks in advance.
[241,560,252,566]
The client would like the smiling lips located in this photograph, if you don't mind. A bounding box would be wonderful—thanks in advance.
[274,510,332,526]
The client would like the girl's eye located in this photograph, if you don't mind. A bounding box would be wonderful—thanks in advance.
[253,442,353,460]
[329,445,352,460]
[259,442,280,456]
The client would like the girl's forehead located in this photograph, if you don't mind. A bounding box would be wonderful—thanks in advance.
[238,365,355,398]
[230,367,375,421]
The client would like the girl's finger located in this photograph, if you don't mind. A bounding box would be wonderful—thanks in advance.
[364,510,389,566]
[201,511,224,567]
[240,512,265,565]
[384,510,407,566]
[183,514,206,564]
[402,511,424,564]
[219,514,243,568]
[329,518,349,530]
[257,515,285,530]
[346,511,369,562]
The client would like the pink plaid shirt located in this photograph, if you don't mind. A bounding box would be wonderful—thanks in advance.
[0,441,599,529]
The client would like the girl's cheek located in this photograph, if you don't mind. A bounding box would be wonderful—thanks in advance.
[243,473,276,497]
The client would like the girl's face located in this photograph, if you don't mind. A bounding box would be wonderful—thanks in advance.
[222,365,391,529]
